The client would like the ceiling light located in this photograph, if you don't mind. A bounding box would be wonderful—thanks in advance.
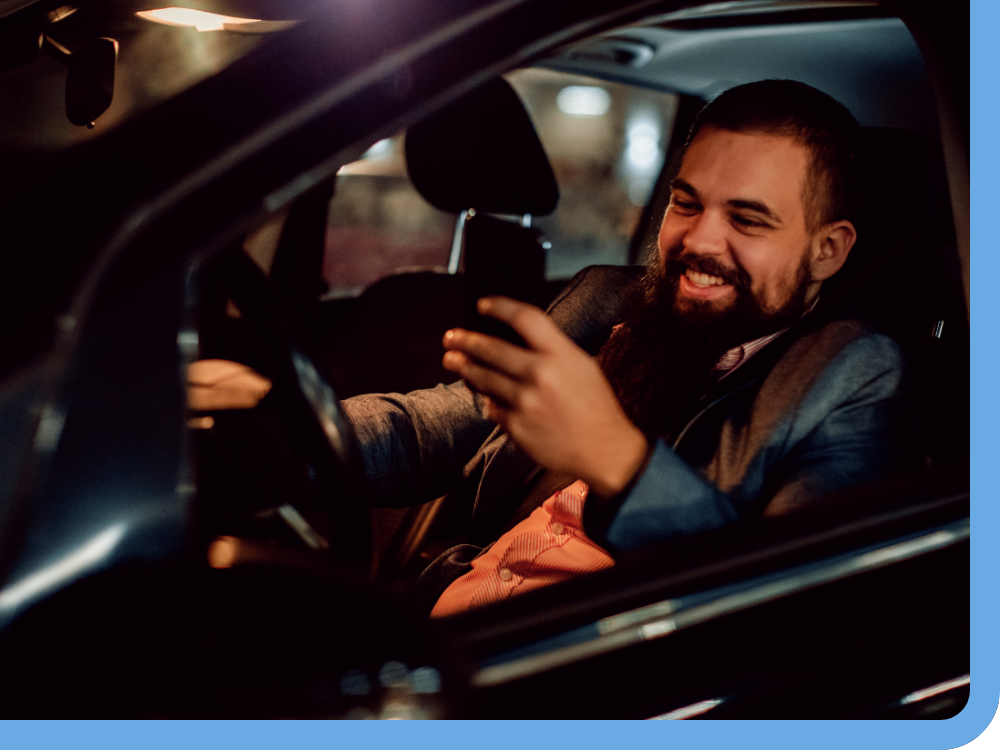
[137,7,262,32]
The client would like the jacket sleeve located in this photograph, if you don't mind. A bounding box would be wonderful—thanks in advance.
[342,264,643,510]
[586,332,920,552]
[342,381,496,508]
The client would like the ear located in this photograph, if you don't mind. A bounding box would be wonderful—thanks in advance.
[808,219,857,282]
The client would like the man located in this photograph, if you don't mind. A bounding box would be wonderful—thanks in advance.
[343,80,918,616]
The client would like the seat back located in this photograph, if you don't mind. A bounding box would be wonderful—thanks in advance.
[822,128,963,339]
[345,77,559,397]
[821,127,967,468]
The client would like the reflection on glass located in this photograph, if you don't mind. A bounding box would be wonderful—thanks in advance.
[0,523,126,613]
[901,674,970,705]
[649,698,723,720]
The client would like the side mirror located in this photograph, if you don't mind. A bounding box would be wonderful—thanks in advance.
[65,37,118,127]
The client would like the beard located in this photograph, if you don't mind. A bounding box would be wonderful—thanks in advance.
[597,247,811,439]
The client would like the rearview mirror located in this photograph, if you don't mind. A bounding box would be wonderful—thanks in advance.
[65,37,118,127]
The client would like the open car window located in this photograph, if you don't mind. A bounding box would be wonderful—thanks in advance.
[0,0,969,720]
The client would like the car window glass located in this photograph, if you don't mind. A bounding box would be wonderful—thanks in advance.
[506,68,678,279]
[322,69,678,298]
[322,135,456,299]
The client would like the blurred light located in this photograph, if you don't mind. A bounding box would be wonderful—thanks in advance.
[46,5,77,23]
[640,618,675,639]
[901,675,970,704]
[277,504,329,550]
[207,536,237,568]
[649,698,724,720]
[344,707,375,719]
[340,669,372,696]
[337,138,394,174]
[0,524,126,612]
[32,404,65,453]
[379,661,410,688]
[622,113,663,206]
[176,330,199,348]
[625,120,661,171]
[338,138,396,175]
[137,8,261,32]
[379,700,427,720]
[410,667,442,694]
[363,138,393,158]
[557,86,611,116]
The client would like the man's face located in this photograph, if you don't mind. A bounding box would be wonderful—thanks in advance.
[657,125,821,323]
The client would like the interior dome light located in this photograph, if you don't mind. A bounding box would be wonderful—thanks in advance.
[137,7,262,32]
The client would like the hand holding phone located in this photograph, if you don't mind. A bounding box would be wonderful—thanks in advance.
[442,297,648,497]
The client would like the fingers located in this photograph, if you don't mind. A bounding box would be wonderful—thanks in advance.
[187,359,272,410]
[476,297,563,353]
[442,350,520,406]
[442,327,534,379]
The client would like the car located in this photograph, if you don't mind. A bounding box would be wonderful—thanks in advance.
[0,0,968,719]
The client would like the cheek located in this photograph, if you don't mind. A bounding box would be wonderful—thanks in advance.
[728,245,779,298]
[744,253,807,309]
[657,216,681,260]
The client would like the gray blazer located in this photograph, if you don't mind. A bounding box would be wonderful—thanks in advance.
[343,265,919,555]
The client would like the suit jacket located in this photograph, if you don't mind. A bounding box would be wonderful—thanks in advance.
[343,265,919,557]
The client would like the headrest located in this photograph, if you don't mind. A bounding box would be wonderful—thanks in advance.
[404,77,559,216]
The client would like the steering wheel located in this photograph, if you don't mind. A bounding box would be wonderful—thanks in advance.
[211,243,371,566]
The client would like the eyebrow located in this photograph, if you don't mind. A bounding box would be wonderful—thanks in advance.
[670,178,783,224]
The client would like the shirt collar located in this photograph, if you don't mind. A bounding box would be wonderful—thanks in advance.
[713,295,819,378]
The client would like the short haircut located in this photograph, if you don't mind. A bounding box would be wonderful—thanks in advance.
[686,80,859,230]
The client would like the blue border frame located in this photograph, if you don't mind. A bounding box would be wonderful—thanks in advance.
[2,0,987,746]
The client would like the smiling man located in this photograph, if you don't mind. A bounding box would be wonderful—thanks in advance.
[344,80,919,616]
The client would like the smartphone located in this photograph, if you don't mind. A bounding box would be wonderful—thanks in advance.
[461,213,546,349]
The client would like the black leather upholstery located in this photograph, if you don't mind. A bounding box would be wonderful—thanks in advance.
[404,77,559,216]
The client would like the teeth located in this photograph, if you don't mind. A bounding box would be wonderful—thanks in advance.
[685,269,726,288]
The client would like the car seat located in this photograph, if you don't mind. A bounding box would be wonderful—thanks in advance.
[820,127,968,469]
[342,76,559,397]
[337,77,561,580]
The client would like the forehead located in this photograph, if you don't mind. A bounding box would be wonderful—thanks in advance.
[677,126,811,219]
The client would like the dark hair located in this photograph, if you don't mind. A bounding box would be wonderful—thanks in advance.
[686,80,859,230]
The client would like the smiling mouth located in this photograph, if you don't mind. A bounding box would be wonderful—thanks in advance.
[684,268,730,288]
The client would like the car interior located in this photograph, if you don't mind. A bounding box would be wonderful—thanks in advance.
[185,2,968,592]
[0,0,969,719]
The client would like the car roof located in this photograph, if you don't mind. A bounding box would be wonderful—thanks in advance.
[541,13,937,137]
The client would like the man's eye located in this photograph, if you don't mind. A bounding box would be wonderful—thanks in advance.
[733,215,765,228]
[672,198,698,211]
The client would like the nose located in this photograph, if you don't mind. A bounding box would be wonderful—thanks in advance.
[681,209,729,258]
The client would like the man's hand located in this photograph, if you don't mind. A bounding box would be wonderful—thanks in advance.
[442,296,648,497]
[188,359,272,411]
